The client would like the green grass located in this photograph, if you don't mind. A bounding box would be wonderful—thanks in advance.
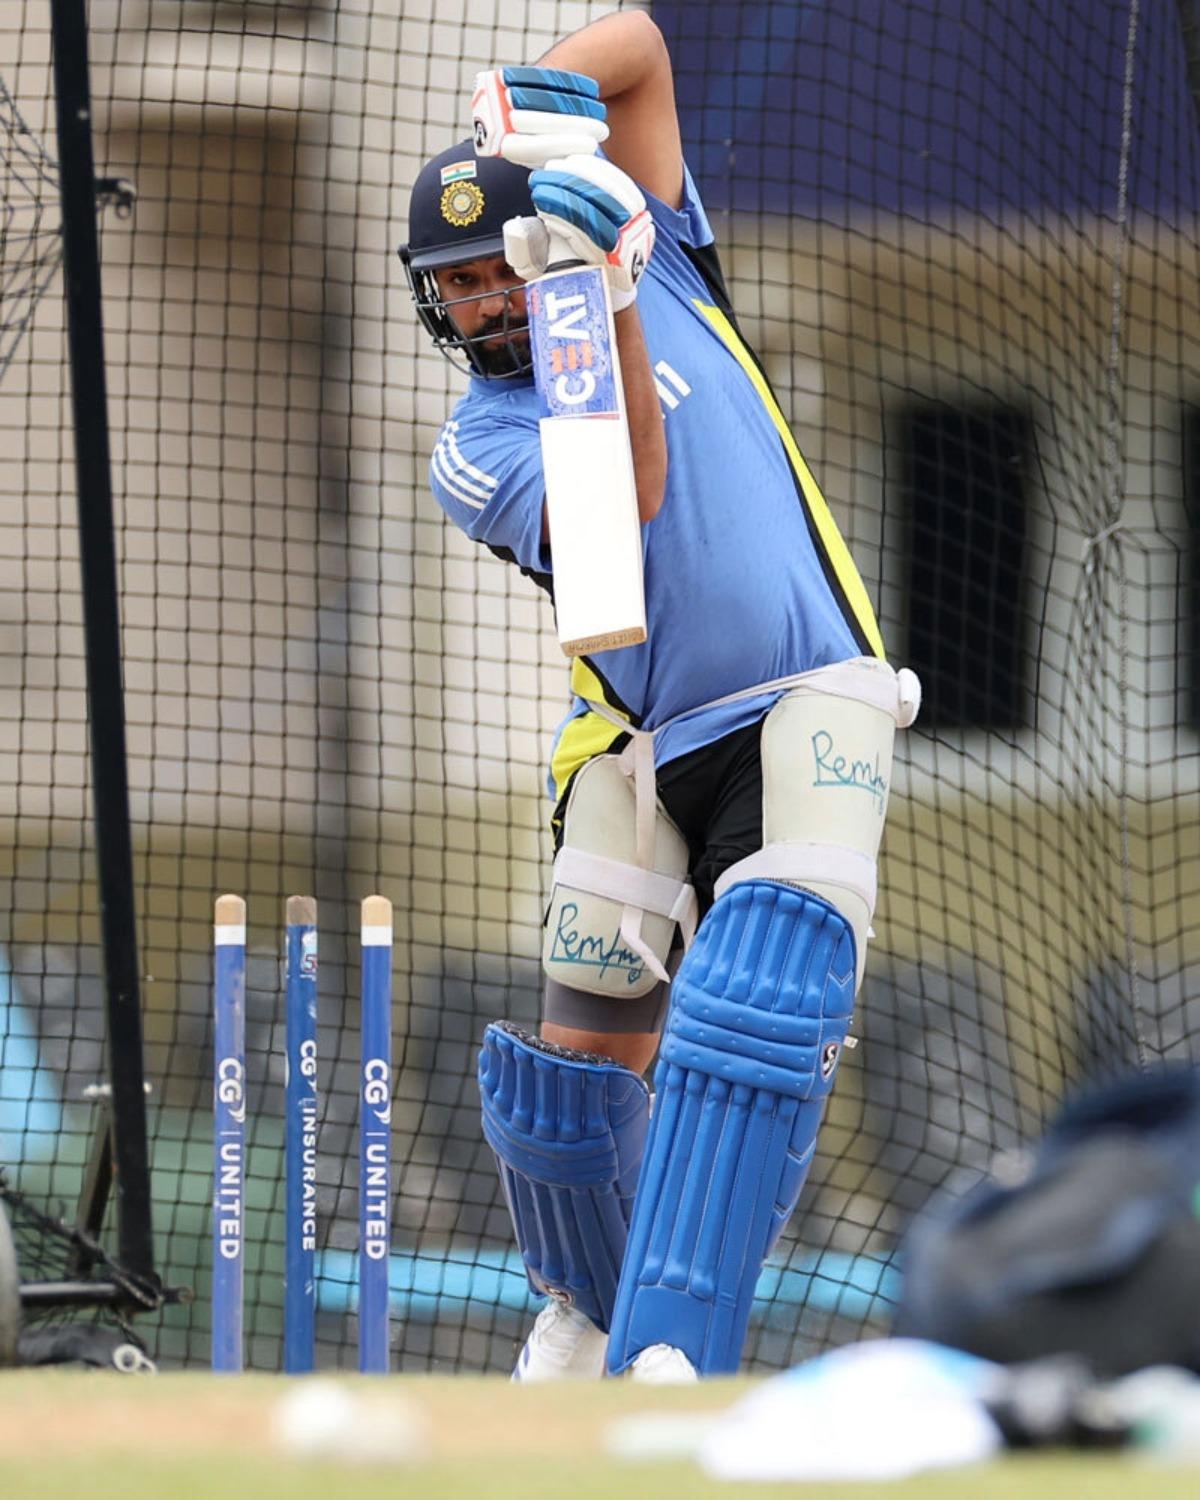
[7,1450,1200,1500]
[1,1373,1197,1500]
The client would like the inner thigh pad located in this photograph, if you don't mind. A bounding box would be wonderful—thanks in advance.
[544,753,692,999]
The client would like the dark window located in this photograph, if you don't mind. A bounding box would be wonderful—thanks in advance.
[899,401,1031,732]
[1185,405,1200,728]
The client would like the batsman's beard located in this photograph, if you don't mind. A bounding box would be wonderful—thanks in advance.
[475,321,531,376]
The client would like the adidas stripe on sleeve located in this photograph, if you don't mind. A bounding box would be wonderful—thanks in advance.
[428,398,548,574]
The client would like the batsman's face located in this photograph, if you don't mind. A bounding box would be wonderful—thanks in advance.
[436,256,529,376]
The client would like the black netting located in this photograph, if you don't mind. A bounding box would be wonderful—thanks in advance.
[2,0,1198,1372]
[0,73,63,384]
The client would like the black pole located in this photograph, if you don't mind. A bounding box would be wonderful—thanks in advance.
[49,0,157,1289]
[1180,0,1200,137]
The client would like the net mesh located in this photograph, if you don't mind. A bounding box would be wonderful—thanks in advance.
[0,73,63,385]
[1,0,1198,1371]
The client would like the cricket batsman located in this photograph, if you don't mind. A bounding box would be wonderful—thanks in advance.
[399,10,919,1380]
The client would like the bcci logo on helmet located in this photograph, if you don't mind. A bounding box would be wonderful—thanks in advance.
[440,181,485,229]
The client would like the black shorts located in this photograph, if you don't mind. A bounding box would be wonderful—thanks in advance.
[552,717,766,915]
[655,717,765,917]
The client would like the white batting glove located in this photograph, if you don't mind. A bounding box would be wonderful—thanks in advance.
[501,215,551,282]
[528,155,656,309]
[471,66,609,169]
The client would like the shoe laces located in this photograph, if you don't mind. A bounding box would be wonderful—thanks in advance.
[533,1301,593,1356]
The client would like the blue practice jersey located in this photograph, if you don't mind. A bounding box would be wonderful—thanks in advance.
[428,165,887,801]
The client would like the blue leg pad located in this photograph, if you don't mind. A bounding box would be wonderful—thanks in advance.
[606,881,855,1375]
[479,1021,650,1332]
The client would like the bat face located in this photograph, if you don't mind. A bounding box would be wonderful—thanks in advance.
[527,264,647,656]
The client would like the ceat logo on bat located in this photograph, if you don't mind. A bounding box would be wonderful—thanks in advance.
[541,288,595,402]
[549,339,594,377]
[531,270,618,420]
[541,290,594,379]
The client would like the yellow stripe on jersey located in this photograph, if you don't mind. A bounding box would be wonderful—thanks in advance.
[570,655,621,712]
[549,657,632,800]
[550,712,627,802]
[693,301,887,661]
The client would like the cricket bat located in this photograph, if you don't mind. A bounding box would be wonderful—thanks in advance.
[527,251,647,657]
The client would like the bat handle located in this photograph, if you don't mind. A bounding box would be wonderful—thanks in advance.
[543,224,588,278]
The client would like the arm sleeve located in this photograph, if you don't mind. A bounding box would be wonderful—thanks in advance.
[429,404,550,575]
[642,161,715,251]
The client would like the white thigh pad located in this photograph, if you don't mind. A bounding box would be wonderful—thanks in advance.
[544,754,695,999]
[715,657,917,989]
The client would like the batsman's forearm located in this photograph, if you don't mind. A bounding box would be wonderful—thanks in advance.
[538,11,667,103]
[537,11,682,210]
[615,305,666,525]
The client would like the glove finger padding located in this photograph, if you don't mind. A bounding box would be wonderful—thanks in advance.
[501,215,550,283]
[531,155,656,300]
[472,66,609,168]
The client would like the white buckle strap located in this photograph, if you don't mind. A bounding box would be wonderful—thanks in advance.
[553,848,698,941]
[554,844,696,985]
[576,658,918,959]
[712,842,878,914]
[618,728,658,871]
[779,658,922,729]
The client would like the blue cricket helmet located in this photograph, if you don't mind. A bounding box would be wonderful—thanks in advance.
[399,139,535,378]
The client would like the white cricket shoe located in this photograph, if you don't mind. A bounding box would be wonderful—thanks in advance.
[628,1343,698,1384]
[512,1302,607,1382]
